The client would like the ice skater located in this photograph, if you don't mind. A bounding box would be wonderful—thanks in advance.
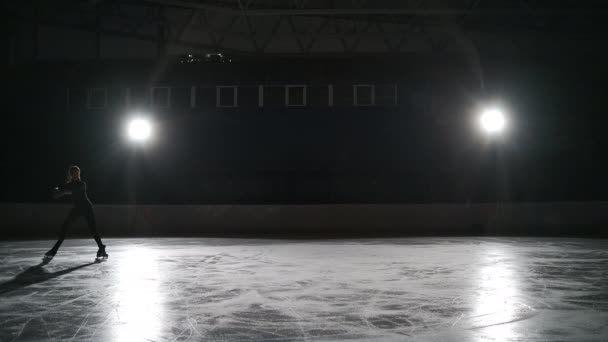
[44,166,108,260]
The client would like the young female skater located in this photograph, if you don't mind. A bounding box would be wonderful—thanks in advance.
[44,166,108,260]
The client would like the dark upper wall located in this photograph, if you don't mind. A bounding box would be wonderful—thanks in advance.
[1,57,607,204]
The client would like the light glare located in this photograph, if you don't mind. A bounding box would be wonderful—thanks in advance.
[128,118,152,142]
[480,108,505,134]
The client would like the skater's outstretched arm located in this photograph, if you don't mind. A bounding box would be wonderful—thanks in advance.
[52,184,72,199]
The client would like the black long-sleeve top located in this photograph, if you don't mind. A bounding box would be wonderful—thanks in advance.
[58,181,93,208]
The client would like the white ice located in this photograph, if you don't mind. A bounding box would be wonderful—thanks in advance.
[1,238,607,341]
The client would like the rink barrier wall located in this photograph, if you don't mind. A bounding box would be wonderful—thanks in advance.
[0,202,607,238]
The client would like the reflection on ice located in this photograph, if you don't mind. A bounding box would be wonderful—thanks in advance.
[472,246,530,340]
[112,247,163,342]
[1,238,606,341]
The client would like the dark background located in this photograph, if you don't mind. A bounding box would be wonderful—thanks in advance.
[1,1,607,205]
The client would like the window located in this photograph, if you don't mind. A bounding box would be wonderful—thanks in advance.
[87,88,107,109]
[353,84,375,106]
[126,87,149,107]
[151,87,171,108]
[285,85,307,107]
[258,85,264,107]
[216,86,238,107]
[375,84,399,106]
[190,86,196,108]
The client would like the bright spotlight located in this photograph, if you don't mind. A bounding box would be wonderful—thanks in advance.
[127,118,152,142]
[479,108,506,134]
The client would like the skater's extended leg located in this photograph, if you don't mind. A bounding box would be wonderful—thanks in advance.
[47,209,79,256]
[84,208,103,248]
[85,208,107,259]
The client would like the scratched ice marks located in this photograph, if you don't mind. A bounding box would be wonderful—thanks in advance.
[1,237,607,341]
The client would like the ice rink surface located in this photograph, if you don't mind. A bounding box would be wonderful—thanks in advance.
[0,237,607,341]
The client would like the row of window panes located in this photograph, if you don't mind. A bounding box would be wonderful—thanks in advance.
[73,85,392,109]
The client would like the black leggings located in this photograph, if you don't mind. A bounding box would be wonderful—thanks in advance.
[50,207,103,252]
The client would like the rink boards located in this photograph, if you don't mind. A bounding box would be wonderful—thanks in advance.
[1,202,607,238]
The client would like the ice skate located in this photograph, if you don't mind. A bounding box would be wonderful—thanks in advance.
[43,249,56,260]
[96,245,108,259]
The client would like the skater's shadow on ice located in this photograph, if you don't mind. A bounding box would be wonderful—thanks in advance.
[0,259,101,295]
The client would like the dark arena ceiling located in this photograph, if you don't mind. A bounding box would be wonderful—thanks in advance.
[3,0,608,60]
